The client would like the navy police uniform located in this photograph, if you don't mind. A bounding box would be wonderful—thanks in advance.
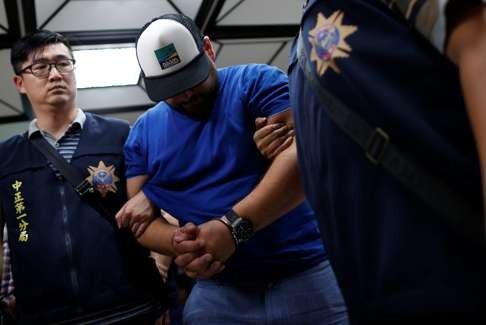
[0,113,164,324]
[289,0,485,323]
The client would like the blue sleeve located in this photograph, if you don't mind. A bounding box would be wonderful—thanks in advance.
[124,117,148,178]
[242,64,291,118]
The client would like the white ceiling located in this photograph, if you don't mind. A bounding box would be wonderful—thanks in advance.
[0,0,301,140]
[217,0,300,25]
[39,0,198,31]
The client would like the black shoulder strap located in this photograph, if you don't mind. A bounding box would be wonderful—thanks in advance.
[296,33,483,247]
[30,136,116,224]
[30,136,94,196]
[380,0,412,13]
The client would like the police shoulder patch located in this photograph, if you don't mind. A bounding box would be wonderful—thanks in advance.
[308,11,357,76]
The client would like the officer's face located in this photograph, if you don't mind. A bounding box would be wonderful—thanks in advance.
[13,43,77,111]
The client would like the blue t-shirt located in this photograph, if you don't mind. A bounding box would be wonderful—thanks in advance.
[125,64,325,282]
[290,0,484,321]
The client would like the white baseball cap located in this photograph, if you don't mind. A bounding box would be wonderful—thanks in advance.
[135,14,211,101]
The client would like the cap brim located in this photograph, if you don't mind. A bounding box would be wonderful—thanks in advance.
[143,53,211,102]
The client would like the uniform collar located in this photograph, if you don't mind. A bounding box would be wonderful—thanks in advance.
[28,108,86,139]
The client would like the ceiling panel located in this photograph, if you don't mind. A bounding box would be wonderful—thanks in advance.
[173,0,203,19]
[215,39,291,70]
[42,0,200,31]
[35,0,65,29]
[215,0,238,23]
[0,102,21,118]
[0,49,23,118]
[217,0,301,25]
[270,41,293,71]
[0,0,7,32]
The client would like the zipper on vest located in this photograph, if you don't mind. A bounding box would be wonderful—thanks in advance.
[59,183,82,313]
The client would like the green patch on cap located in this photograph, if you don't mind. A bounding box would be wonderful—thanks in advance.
[155,43,181,70]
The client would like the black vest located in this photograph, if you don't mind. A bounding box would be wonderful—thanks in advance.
[0,113,164,324]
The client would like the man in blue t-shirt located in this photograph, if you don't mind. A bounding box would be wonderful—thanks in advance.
[277,1,486,324]
[116,13,348,324]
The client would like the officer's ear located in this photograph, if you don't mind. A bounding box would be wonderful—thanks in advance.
[13,75,27,94]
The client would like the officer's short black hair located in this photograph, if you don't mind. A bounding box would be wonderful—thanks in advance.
[11,30,73,75]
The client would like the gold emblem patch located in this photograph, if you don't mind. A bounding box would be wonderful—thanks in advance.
[308,11,357,76]
[85,161,119,198]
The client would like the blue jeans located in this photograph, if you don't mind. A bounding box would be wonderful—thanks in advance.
[183,260,348,324]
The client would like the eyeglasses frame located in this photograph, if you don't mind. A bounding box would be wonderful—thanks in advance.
[18,58,76,78]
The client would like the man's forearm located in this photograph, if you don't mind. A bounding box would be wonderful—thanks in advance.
[124,175,178,254]
[447,5,486,232]
[458,48,486,233]
[136,218,178,256]
[232,141,304,231]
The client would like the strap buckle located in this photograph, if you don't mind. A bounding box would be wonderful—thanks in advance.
[75,180,94,197]
[366,128,389,165]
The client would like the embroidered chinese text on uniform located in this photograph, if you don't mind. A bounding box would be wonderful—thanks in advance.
[12,180,29,242]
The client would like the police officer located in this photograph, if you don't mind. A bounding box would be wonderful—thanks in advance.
[287,0,486,323]
[0,30,165,324]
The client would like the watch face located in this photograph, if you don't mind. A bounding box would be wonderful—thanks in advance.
[225,210,254,243]
[234,219,253,242]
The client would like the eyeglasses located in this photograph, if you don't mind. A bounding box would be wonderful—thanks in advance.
[19,59,75,78]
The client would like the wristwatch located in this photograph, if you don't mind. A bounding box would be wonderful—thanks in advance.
[219,209,254,246]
